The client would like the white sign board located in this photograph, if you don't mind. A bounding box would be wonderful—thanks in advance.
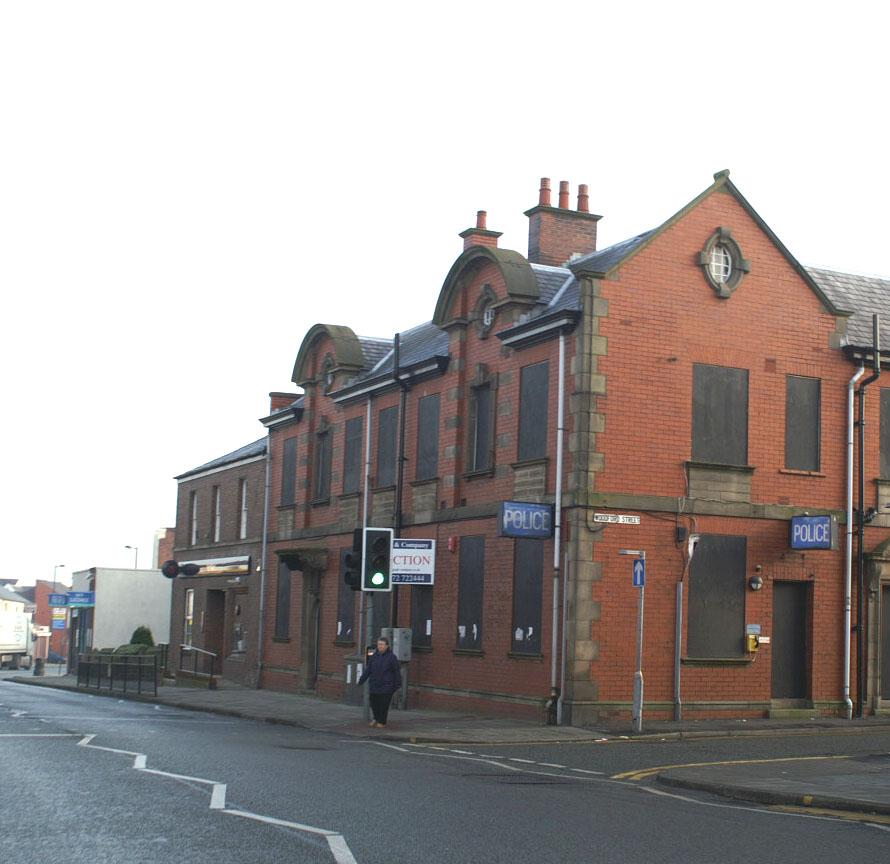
[391,539,436,585]
[593,513,641,524]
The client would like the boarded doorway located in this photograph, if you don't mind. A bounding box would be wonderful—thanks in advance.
[204,590,226,661]
[771,582,809,700]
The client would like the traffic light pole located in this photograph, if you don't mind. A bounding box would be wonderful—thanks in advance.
[361,397,372,722]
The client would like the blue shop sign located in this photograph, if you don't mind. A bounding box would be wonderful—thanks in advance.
[789,515,837,550]
[67,591,95,607]
[48,593,68,606]
[499,501,554,539]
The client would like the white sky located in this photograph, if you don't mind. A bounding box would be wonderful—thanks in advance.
[3,2,888,584]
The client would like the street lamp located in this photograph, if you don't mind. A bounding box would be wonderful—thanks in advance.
[53,563,65,593]
[125,545,139,569]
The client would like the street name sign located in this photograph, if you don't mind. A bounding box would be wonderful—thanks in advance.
[593,513,641,525]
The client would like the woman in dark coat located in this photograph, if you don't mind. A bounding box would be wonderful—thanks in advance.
[359,637,402,727]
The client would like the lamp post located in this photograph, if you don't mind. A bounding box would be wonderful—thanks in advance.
[53,563,65,593]
[125,545,139,569]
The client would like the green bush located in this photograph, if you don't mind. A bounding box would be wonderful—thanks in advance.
[129,626,154,647]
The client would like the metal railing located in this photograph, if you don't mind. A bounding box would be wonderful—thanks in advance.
[76,653,158,696]
[178,644,218,688]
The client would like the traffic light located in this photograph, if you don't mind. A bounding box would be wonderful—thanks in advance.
[362,527,393,592]
[342,529,363,591]
[160,560,201,579]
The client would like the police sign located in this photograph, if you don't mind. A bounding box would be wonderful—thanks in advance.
[499,501,554,539]
[789,515,838,550]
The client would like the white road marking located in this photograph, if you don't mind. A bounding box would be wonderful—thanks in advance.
[508,757,536,764]
[366,741,412,753]
[571,767,605,775]
[449,749,473,755]
[538,762,566,769]
[0,733,80,737]
[222,809,358,864]
[11,711,26,717]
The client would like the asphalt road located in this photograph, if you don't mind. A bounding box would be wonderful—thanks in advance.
[2,675,889,864]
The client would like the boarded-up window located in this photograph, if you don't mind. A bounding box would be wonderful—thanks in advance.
[416,394,440,480]
[411,586,433,648]
[470,383,492,472]
[314,430,331,501]
[785,376,820,471]
[281,437,298,506]
[457,536,484,650]
[518,361,549,461]
[336,549,356,643]
[511,538,543,654]
[687,534,746,658]
[342,417,363,494]
[881,389,890,479]
[189,491,198,546]
[692,364,748,465]
[376,406,398,487]
[274,560,291,640]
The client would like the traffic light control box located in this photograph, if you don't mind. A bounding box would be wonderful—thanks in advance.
[380,627,412,662]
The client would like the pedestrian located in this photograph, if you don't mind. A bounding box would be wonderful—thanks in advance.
[358,637,402,728]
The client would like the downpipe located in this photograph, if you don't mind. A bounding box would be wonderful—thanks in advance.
[844,365,864,718]
[255,431,272,688]
[548,331,566,724]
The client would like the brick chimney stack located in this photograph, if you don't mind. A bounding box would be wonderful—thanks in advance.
[525,177,601,266]
[459,210,502,251]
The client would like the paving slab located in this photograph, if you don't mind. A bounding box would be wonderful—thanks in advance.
[658,753,890,817]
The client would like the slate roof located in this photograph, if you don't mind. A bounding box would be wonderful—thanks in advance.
[176,437,268,480]
[357,336,393,372]
[0,585,31,606]
[369,321,450,376]
[807,267,890,349]
[569,230,656,276]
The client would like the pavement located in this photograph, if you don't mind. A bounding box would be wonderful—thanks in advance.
[10,671,890,820]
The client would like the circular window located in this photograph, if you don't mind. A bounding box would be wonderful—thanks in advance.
[709,244,732,284]
[699,228,750,298]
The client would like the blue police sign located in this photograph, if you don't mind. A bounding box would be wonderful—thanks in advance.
[789,515,837,550]
[499,501,554,539]
[48,593,68,607]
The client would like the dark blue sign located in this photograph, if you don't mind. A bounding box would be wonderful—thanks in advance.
[67,591,95,607]
[499,501,554,539]
[632,559,645,588]
[789,515,837,550]
[48,593,68,606]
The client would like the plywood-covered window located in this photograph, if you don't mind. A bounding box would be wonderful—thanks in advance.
[511,538,543,655]
[518,361,549,461]
[416,394,440,481]
[281,437,298,506]
[692,364,748,465]
[457,536,484,650]
[313,429,331,502]
[342,417,363,494]
[687,534,746,658]
[336,549,356,644]
[274,560,291,640]
[785,376,820,471]
[376,406,398,487]
[411,586,433,648]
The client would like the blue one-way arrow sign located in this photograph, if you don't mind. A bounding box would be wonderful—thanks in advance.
[632,558,645,588]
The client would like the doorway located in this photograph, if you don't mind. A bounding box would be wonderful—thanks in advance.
[204,590,226,661]
[301,571,321,692]
[771,581,809,701]
[881,585,890,703]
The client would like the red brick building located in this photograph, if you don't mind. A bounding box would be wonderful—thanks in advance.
[170,439,267,685]
[175,171,890,722]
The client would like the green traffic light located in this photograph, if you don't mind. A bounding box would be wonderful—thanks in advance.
[371,572,385,586]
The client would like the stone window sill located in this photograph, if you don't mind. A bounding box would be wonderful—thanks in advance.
[372,484,397,494]
[272,637,291,644]
[511,457,549,470]
[410,477,439,487]
[333,640,356,648]
[463,467,495,481]
[686,460,755,474]
[310,497,331,508]
[508,651,544,661]
[779,469,826,478]
[453,648,484,657]
[682,655,752,666]
[411,644,433,653]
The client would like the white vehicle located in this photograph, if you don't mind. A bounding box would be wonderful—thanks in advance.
[0,610,32,669]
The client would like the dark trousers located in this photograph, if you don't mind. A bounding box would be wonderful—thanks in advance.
[370,692,393,724]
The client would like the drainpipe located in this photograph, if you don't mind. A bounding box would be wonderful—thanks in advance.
[361,396,372,719]
[845,365,865,719]
[548,331,566,723]
[392,333,410,628]
[255,431,272,688]
[855,314,880,717]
